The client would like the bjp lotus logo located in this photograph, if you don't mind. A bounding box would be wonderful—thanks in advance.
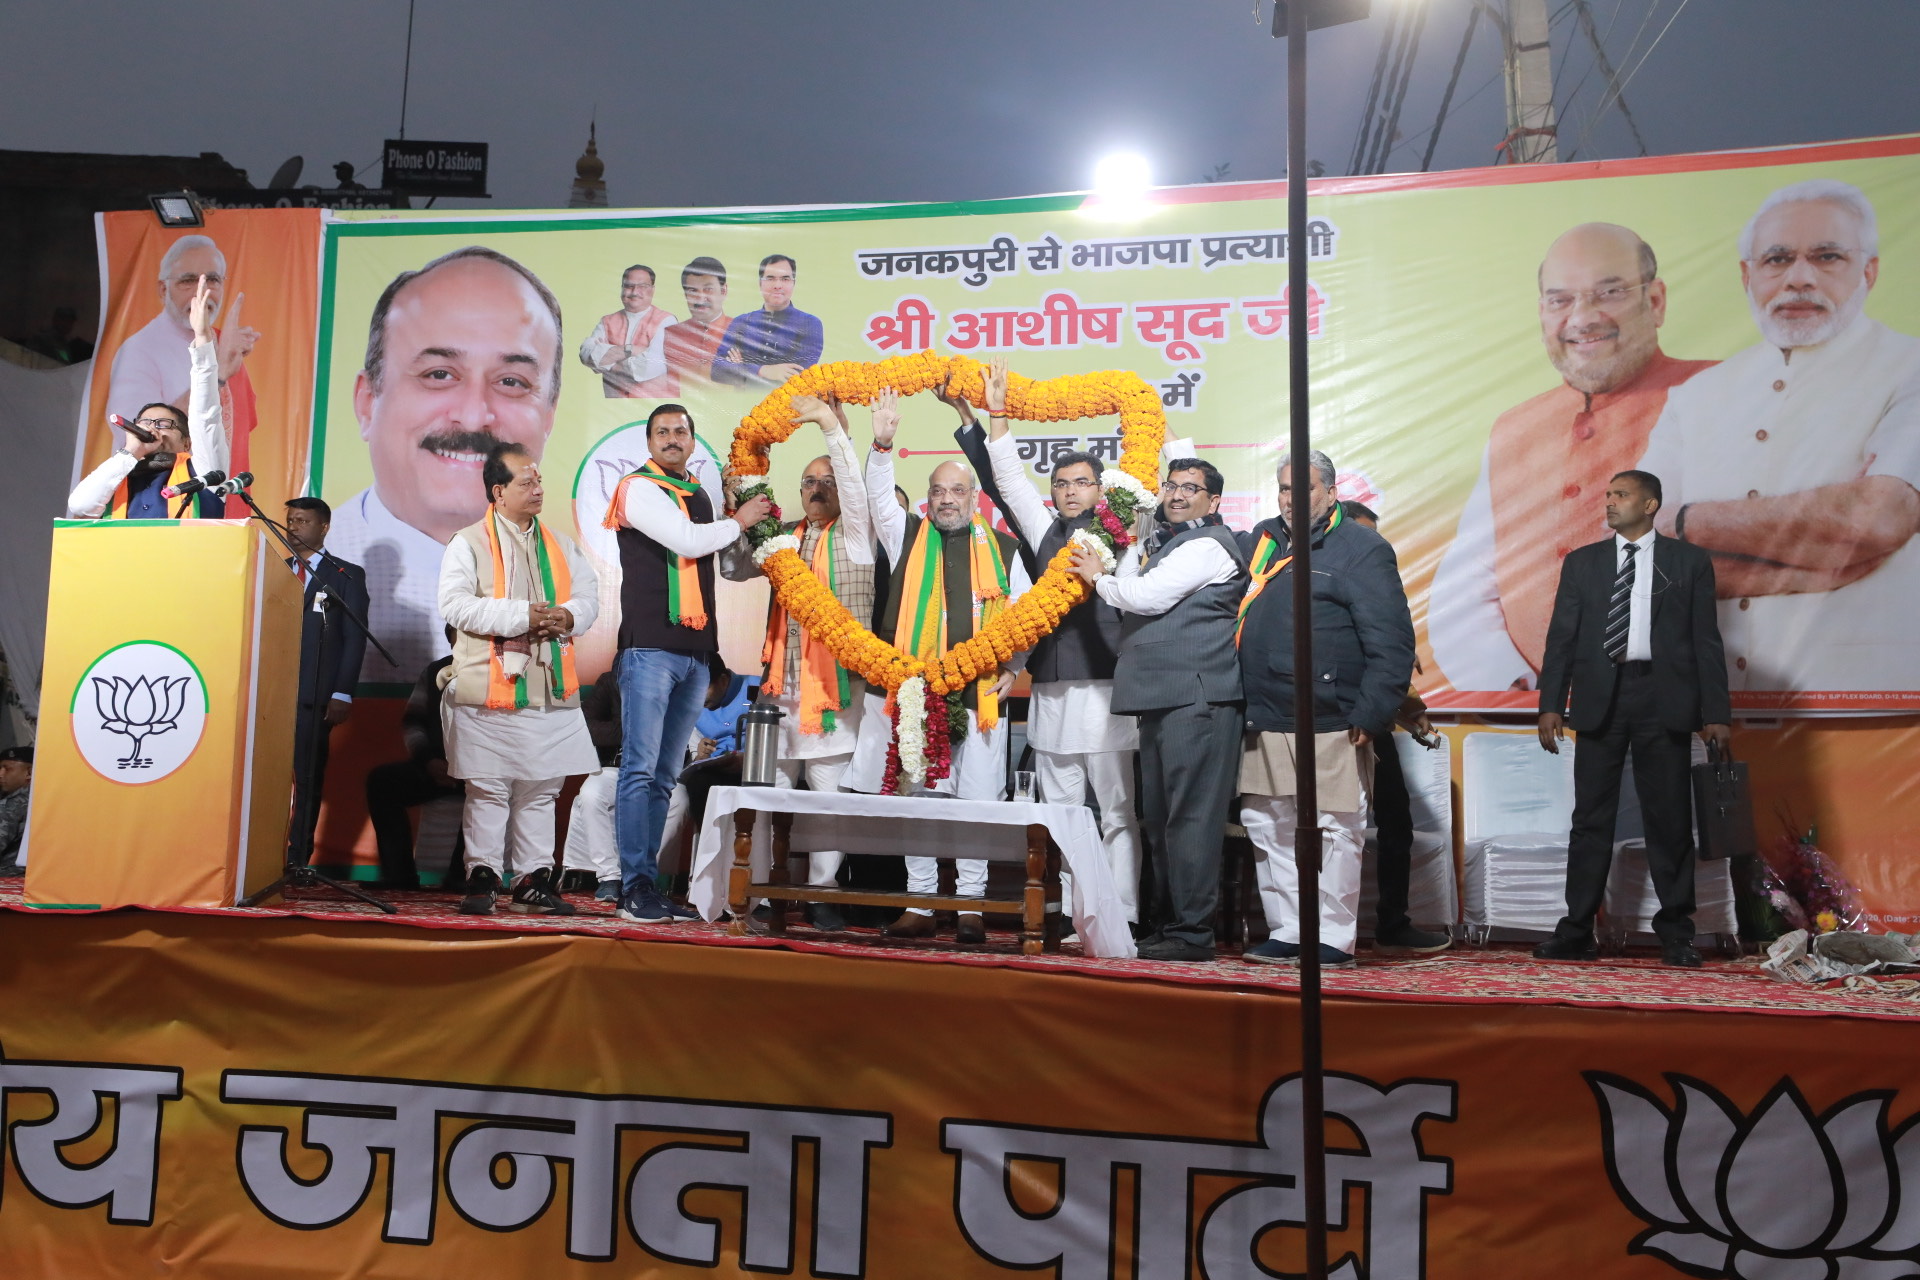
[71,642,208,784]
[1589,1072,1920,1278]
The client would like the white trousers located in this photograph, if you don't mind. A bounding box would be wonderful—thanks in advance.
[463,776,564,881]
[775,754,853,886]
[902,716,1006,914]
[1240,782,1370,955]
[561,767,619,880]
[1036,748,1140,923]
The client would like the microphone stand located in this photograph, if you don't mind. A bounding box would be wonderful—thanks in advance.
[232,485,399,914]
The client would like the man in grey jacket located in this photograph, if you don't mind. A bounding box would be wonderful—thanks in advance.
[1069,458,1248,961]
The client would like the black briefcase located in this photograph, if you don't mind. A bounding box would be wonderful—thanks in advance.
[1691,741,1755,862]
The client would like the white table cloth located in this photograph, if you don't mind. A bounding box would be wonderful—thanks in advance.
[691,786,1137,958]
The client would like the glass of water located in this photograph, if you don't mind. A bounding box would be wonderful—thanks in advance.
[1013,771,1037,802]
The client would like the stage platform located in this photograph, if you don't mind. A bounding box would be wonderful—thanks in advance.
[3,872,1919,1278]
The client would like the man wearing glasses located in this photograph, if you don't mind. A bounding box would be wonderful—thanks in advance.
[1429,223,1712,696]
[975,357,1144,936]
[1637,179,1920,695]
[721,395,875,930]
[1068,458,1247,962]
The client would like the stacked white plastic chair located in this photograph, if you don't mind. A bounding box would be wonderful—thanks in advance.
[1461,730,1579,943]
[1601,738,1739,951]
[1357,731,1458,938]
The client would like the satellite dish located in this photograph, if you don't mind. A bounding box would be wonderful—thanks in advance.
[267,155,304,189]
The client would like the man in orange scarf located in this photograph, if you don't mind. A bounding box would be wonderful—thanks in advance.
[579,264,678,398]
[722,395,874,931]
[437,443,600,917]
[849,395,1032,945]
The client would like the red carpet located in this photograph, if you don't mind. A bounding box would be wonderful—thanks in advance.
[7,875,1918,1022]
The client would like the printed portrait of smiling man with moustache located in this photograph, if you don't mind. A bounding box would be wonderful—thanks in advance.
[327,245,565,682]
[1429,222,1714,694]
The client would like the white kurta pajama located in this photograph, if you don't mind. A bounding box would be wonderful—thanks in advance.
[438,513,601,880]
[1239,731,1374,956]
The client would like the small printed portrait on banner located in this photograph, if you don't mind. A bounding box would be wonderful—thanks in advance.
[711,253,824,389]
[1428,222,1714,695]
[1636,178,1920,696]
[578,263,679,400]
[328,245,566,683]
[662,255,733,392]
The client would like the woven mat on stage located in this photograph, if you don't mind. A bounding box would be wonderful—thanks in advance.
[7,877,1919,1022]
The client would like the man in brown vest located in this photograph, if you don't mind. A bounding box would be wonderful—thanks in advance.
[1430,223,1714,695]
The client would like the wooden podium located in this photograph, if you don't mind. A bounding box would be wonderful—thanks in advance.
[26,519,301,909]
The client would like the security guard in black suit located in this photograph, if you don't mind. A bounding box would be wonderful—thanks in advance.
[285,497,371,864]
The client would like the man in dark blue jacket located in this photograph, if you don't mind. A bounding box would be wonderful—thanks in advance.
[1235,452,1415,968]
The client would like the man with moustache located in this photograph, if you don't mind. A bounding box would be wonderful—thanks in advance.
[712,255,823,387]
[604,404,772,924]
[721,394,875,930]
[1639,179,1920,693]
[663,256,733,391]
[580,264,679,398]
[850,402,1032,945]
[1068,458,1248,963]
[1430,224,1713,694]
[975,357,1143,930]
[328,246,566,683]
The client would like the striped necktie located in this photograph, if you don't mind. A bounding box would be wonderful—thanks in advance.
[1605,543,1639,661]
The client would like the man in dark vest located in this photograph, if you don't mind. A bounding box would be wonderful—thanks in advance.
[283,496,370,866]
[850,396,1033,945]
[1069,457,1248,962]
[1234,452,1416,969]
[972,358,1142,931]
[603,403,771,925]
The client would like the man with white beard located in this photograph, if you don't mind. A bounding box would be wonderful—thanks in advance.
[1637,179,1920,694]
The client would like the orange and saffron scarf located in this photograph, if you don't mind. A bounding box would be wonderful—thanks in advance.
[603,462,709,630]
[762,520,852,734]
[482,508,579,711]
[1235,504,1341,647]
[894,516,1009,727]
[107,453,196,520]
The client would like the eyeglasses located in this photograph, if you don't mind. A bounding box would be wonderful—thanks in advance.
[799,476,837,491]
[1163,481,1209,498]
[1746,247,1863,276]
[1539,281,1651,314]
[132,417,182,431]
[1050,477,1098,491]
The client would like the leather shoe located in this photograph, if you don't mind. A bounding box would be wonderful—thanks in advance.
[955,913,986,945]
[883,911,936,939]
[1660,940,1704,968]
[805,902,848,932]
[1533,933,1600,962]
[1137,937,1215,963]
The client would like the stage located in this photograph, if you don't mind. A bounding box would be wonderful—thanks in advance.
[4,872,1920,1278]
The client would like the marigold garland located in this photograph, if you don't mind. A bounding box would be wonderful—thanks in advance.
[734,353,1164,708]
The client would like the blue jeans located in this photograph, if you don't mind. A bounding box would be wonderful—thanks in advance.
[615,648,710,893]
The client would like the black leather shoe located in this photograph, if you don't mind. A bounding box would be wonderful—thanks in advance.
[806,902,848,932]
[1533,933,1600,961]
[955,913,987,945]
[1137,937,1215,963]
[1660,941,1704,968]
[1374,924,1453,955]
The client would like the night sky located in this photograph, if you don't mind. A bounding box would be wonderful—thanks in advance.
[5,0,1917,208]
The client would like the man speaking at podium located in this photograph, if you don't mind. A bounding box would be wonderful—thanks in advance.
[283,497,369,863]
[68,276,229,520]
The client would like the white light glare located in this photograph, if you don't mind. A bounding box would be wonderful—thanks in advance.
[1092,152,1153,201]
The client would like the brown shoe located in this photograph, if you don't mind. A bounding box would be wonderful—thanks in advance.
[955,913,986,945]
[883,911,936,938]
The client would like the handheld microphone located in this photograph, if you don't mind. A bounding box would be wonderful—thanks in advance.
[160,470,226,500]
[110,413,159,445]
[209,471,254,498]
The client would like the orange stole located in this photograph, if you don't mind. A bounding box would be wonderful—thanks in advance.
[106,452,195,519]
[481,509,579,711]
[761,520,849,734]
[1487,352,1715,674]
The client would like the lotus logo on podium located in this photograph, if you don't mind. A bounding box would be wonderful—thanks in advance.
[71,642,208,783]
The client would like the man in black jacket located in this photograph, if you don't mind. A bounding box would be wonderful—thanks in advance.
[285,497,370,865]
[1535,469,1730,967]
[1235,452,1416,968]
[365,631,461,889]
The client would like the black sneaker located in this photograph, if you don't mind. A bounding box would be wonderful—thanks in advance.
[458,866,501,916]
[664,898,700,921]
[1374,923,1453,955]
[509,868,577,916]
[557,869,598,895]
[617,886,679,924]
[1242,939,1301,965]
[1312,944,1357,969]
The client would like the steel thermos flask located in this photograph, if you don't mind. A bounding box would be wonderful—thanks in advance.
[739,700,783,786]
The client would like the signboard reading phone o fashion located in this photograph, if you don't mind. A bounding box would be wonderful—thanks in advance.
[381,140,489,197]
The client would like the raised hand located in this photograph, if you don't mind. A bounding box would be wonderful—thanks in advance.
[189,275,216,345]
[732,492,774,530]
[215,291,259,381]
[933,369,975,423]
[870,387,900,449]
[1067,542,1106,585]
[984,355,1009,416]
[788,394,838,431]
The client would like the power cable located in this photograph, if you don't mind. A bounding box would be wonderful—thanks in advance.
[1572,0,1651,156]
[1420,4,1486,170]
[1368,0,1430,174]
[1348,6,1403,176]
[1569,0,1690,158]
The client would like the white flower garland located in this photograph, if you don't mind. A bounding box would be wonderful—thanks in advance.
[1069,528,1117,572]
[752,533,801,566]
[895,674,929,786]
[1102,470,1152,504]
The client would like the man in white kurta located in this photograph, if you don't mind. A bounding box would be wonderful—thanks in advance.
[438,448,601,916]
[1637,179,1920,696]
[721,399,873,923]
[579,266,678,398]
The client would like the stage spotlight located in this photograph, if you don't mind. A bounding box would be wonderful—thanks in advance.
[148,191,205,228]
[1086,152,1154,220]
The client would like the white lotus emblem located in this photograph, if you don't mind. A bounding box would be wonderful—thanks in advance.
[92,674,191,770]
[1591,1072,1920,1278]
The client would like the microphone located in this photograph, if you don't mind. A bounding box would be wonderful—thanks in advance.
[160,469,226,500]
[209,471,254,498]
[110,414,158,445]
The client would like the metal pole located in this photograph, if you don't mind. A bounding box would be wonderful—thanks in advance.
[1283,2,1328,1275]
[399,0,417,140]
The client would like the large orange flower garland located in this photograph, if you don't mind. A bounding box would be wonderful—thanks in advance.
[736,353,1165,700]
